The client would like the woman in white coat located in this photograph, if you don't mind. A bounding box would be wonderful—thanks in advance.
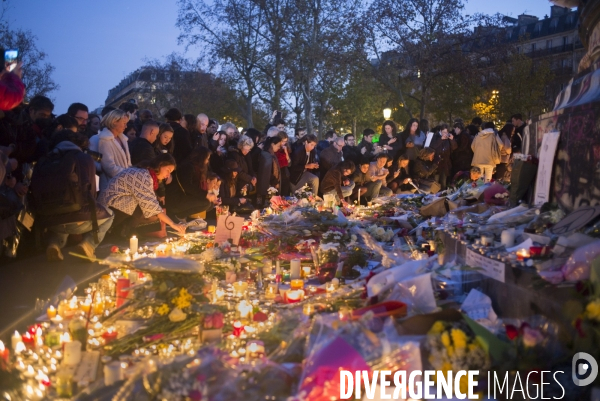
[95,110,132,190]
[471,121,504,182]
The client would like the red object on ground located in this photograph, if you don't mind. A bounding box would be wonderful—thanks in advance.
[116,278,130,308]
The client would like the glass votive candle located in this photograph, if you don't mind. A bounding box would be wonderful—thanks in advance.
[290,279,304,290]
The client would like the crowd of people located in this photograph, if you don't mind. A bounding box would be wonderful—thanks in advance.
[0,62,527,262]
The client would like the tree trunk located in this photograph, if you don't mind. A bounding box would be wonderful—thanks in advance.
[352,117,357,136]
[245,80,254,128]
[302,81,313,136]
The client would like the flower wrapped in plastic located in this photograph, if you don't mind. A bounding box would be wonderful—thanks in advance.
[525,204,565,234]
[296,313,422,401]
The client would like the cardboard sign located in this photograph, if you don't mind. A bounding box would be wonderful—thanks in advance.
[215,214,245,245]
[534,130,560,206]
[466,248,505,283]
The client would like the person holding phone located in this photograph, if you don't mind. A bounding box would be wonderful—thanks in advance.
[430,123,457,190]
[0,48,25,111]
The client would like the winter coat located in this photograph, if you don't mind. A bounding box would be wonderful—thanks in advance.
[499,133,512,163]
[321,166,346,200]
[96,127,131,191]
[289,145,317,185]
[227,148,255,188]
[342,146,361,166]
[319,145,343,178]
[379,134,403,160]
[450,132,473,175]
[165,157,211,215]
[129,137,156,166]
[430,133,457,176]
[257,150,281,196]
[170,122,192,163]
[404,132,427,161]
[99,168,162,218]
[414,158,438,180]
[471,128,504,166]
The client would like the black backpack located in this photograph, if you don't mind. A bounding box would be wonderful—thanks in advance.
[30,149,83,215]
[29,149,99,241]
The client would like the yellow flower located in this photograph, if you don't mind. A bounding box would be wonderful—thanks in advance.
[451,328,468,350]
[429,321,446,335]
[585,299,600,322]
[441,331,451,348]
[157,304,170,316]
[172,288,193,310]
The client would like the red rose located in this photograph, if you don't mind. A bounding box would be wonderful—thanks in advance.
[111,246,119,253]
[505,324,519,340]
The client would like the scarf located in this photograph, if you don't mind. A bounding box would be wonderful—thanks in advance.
[148,169,159,191]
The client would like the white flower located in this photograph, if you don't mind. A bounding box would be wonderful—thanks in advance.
[376,227,385,236]
[319,242,340,252]
[267,187,278,195]
[168,307,187,322]
[303,230,312,236]
[198,248,223,263]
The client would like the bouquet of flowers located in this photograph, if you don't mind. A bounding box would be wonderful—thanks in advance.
[427,321,490,395]
[269,195,291,211]
[293,184,320,205]
[365,224,395,242]
[267,187,278,196]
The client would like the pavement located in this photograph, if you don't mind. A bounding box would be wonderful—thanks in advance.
[0,231,125,340]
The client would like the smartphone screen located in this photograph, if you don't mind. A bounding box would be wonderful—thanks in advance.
[4,49,18,72]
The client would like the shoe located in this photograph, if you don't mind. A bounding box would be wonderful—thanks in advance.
[77,241,96,261]
[46,244,64,262]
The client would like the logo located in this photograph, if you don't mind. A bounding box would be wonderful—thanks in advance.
[572,352,598,386]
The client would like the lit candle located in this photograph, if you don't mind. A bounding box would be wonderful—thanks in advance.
[275,260,281,275]
[11,330,21,351]
[516,248,530,261]
[303,304,314,316]
[47,305,57,319]
[265,283,278,299]
[116,278,130,308]
[232,281,248,295]
[302,266,311,278]
[237,300,253,320]
[0,341,9,363]
[285,289,304,303]
[232,321,244,337]
[208,225,216,234]
[290,279,304,290]
[290,259,301,280]
[101,328,118,344]
[60,332,71,345]
[245,340,265,359]
[80,298,92,314]
[14,341,25,354]
[130,236,138,254]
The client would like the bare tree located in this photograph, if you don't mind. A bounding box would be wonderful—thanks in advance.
[177,0,265,127]
[0,24,58,99]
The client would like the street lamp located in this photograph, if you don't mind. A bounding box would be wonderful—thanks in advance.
[383,107,392,120]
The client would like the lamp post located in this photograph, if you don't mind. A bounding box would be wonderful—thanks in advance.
[383,108,392,120]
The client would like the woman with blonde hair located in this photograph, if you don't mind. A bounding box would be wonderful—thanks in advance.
[94,109,131,190]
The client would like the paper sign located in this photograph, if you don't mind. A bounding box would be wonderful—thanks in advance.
[215,214,245,245]
[466,248,505,283]
[424,132,434,148]
[534,130,560,206]
[95,175,100,192]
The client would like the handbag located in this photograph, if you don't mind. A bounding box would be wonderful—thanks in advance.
[491,135,502,165]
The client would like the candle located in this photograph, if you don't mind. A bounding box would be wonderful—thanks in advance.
[516,248,530,261]
[237,300,253,320]
[246,340,265,359]
[265,283,278,299]
[275,260,281,275]
[129,235,138,254]
[500,229,515,248]
[529,246,543,258]
[262,259,273,274]
[208,225,216,233]
[11,331,21,351]
[285,289,304,303]
[480,233,493,247]
[104,361,123,386]
[14,341,25,354]
[56,373,73,398]
[25,364,35,378]
[80,298,92,314]
[64,341,82,365]
[232,321,244,337]
[22,331,34,345]
[0,341,8,364]
[303,304,314,316]
[302,266,311,278]
[47,305,57,319]
[102,328,118,344]
[232,281,248,295]
[290,259,301,280]
[116,278,131,308]
[290,279,304,290]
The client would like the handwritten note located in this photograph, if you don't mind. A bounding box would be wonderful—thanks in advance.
[466,248,505,283]
[534,130,560,206]
[215,215,245,245]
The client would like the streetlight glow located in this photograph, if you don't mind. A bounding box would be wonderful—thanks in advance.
[383,108,392,120]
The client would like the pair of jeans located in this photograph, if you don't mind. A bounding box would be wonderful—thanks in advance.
[323,181,355,203]
[290,172,319,196]
[47,214,114,250]
[435,172,448,191]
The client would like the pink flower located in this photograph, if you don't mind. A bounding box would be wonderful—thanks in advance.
[522,327,544,348]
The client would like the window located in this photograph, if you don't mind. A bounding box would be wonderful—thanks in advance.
[563,36,569,46]
[535,22,542,33]
[520,26,527,36]
[551,18,558,29]
[507,28,513,38]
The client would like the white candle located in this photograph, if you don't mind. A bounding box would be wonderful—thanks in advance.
[129,236,138,254]
[11,330,21,351]
[275,260,281,275]
[501,229,515,248]
[237,300,253,319]
[290,259,301,280]
[64,341,82,366]
[104,361,123,386]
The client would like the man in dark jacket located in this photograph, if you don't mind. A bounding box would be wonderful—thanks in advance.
[165,108,192,163]
[342,134,360,165]
[129,121,159,166]
[33,130,114,262]
[357,129,381,161]
[316,130,336,154]
[289,134,319,195]
[10,95,54,165]
[430,124,457,190]
[319,137,344,180]
[321,161,355,206]
[227,135,257,192]
[352,158,383,202]
[511,113,525,154]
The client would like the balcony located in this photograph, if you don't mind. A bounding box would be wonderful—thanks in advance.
[526,42,585,58]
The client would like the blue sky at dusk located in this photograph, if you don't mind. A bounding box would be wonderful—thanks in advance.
[4,0,559,114]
